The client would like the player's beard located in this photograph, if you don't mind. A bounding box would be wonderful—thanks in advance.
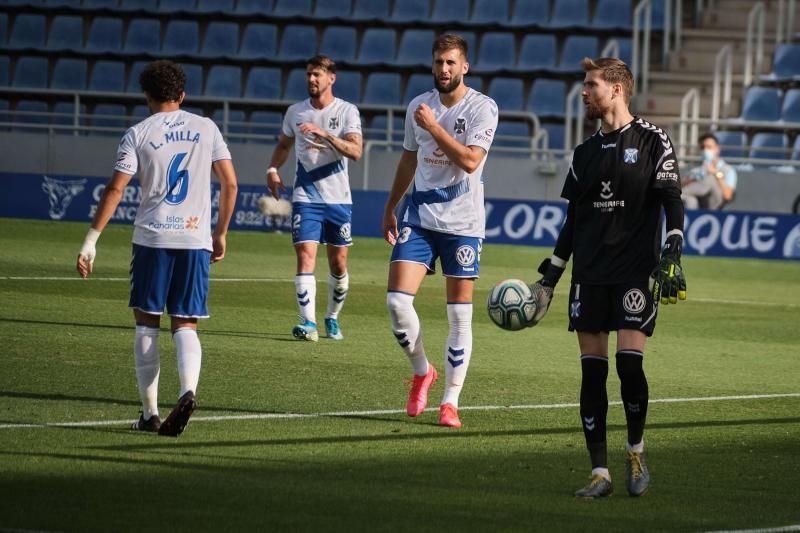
[434,74,462,94]
[307,83,322,97]
[584,99,607,120]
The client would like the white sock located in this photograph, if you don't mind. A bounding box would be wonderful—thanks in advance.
[592,467,611,481]
[386,291,428,376]
[173,327,202,397]
[441,303,473,408]
[325,271,349,319]
[295,273,316,324]
[134,325,160,419]
[626,439,644,453]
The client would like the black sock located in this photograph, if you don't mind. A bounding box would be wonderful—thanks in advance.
[616,350,649,446]
[580,355,609,469]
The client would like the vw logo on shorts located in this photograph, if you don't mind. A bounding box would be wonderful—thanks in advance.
[339,223,352,241]
[623,289,646,314]
[455,245,476,267]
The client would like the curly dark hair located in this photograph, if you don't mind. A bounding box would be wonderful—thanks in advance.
[139,60,186,103]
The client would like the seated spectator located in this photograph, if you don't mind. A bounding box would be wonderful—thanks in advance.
[682,133,737,210]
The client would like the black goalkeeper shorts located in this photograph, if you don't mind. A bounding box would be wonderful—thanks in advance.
[567,279,658,337]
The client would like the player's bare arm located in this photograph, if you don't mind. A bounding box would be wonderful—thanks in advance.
[382,150,418,245]
[211,159,239,264]
[414,103,485,173]
[266,133,293,200]
[76,170,134,279]
[299,123,363,161]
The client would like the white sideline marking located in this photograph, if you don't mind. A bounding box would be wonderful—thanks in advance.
[0,392,798,430]
[701,526,800,533]
[2,276,799,309]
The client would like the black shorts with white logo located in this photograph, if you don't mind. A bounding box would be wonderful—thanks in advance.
[567,279,658,336]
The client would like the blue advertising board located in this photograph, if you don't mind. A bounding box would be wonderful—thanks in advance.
[3,172,800,260]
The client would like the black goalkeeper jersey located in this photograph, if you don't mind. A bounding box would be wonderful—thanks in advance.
[561,117,681,284]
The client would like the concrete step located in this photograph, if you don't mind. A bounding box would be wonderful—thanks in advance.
[702,6,799,32]
[668,48,773,75]
[633,92,741,117]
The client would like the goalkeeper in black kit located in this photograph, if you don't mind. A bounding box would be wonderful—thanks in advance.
[530,57,686,499]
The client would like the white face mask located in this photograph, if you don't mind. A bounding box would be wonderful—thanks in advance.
[702,148,716,163]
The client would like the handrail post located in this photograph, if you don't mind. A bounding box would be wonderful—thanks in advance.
[679,88,700,159]
[711,44,732,128]
[744,2,765,88]
[565,82,583,152]
[662,0,672,69]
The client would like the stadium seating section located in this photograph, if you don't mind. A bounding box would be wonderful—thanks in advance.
[0,0,795,160]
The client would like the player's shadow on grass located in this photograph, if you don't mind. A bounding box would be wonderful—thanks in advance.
[89,415,800,454]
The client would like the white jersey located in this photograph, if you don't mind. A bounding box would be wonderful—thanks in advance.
[402,87,498,238]
[114,109,231,250]
[282,97,362,205]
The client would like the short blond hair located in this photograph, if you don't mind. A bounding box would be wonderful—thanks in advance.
[582,57,634,103]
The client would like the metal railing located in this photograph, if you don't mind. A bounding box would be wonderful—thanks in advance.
[743,2,766,89]
[678,87,701,160]
[710,44,733,128]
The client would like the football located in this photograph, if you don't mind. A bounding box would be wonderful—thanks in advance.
[487,279,538,331]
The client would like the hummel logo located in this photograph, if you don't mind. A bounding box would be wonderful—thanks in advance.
[583,416,596,431]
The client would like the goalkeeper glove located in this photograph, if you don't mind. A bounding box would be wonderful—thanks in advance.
[529,258,565,325]
[650,233,687,305]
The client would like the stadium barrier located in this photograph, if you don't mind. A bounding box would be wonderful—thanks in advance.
[2,172,799,260]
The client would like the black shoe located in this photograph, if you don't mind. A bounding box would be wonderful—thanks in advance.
[158,391,197,437]
[131,412,161,432]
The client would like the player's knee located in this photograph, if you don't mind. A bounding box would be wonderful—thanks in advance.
[386,291,412,317]
[446,302,472,332]
[615,350,644,380]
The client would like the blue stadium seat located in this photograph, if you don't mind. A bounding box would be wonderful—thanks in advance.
[391,0,430,22]
[791,136,800,160]
[0,99,9,128]
[118,0,158,8]
[89,60,126,92]
[206,65,242,98]
[543,122,566,150]
[181,63,204,95]
[740,87,782,122]
[0,56,8,86]
[471,0,509,24]
[13,56,48,88]
[126,61,148,93]
[47,16,83,51]
[9,14,46,49]
[363,72,401,105]
[235,0,273,13]
[158,0,196,11]
[473,32,515,72]
[83,0,120,7]
[91,103,128,134]
[527,79,567,119]
[132,105,150,122]
[517,34,556,70]
[358,28,397,65]
[314,0,351,18]
[124,19,161,55]
[211,109,247,135]
[768,44,800,82]
[714,131,747,159]
[593,0,632,29]
[431,0,470,23]
[162,20,199,56]
[487,77,524,111]
[395,29,433,67]
[607,37,633,65]
[558,36,598,71]
[52,101,86,127]
[278,25,316,61]
[197,0,234,11]
[404,73,432,104]
[549,0,589,28]
[781,89,800,123]
[352,0,389,20]
[319,26,358,63]
[86,17,123,53]
[51,58,87,91]
[46,0,81,6]
[14,101,49,127]
[333,70,361,103]
[510,0,549,26]
[495,120,530,149]
[244,67,282,99]
[749,132,788,160]
[449,31,476,61]
[201,21,240,57]
[284,68,309,100]
[0,14,7,47]
[273,0,313,16]
[249,110,283,138]
[369,115,404,141]
[240,23,278,60]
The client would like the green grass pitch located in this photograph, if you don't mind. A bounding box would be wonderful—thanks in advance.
[0,218,798,532]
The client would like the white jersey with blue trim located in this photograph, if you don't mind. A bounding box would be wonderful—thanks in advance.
[114,109,231,251]
[402,87,498,238]
[282,97,362,205]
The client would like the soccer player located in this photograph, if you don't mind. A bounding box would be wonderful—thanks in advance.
[266,55,363,342]
[76,60,238,437]
[383,34,498,428]
[530,57,686,497]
